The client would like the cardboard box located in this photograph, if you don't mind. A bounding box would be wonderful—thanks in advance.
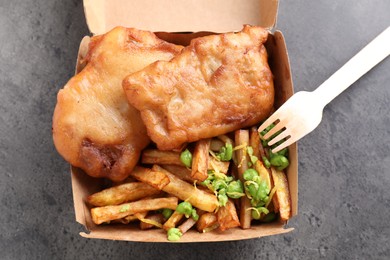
[71,0,297,242]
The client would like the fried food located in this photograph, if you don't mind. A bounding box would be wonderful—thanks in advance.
[53,27,183,181]
[217,199,240,231]
[235,129,252,229]
[91,197,178,225]
[123,25,274,150]
[191,139,210,181]
[128,166,170,190]
[87,182,160,207]
[152,165,219,212]
[271,167,291,221]
[196,212,218,233]
[163,211,184,231]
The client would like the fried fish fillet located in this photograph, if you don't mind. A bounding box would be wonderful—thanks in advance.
[123,25,274,150]
[53,27,183,181]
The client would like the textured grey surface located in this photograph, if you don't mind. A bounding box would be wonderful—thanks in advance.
[0,0,389,259]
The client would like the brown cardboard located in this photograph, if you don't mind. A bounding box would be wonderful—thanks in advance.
[83,0,279,35]
[69,0,297,242]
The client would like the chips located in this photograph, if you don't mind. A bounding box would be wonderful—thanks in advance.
[191,139,210,181]
[91,197,178,225]
[87,182,160,206]
[234,129,252,229]
[87,127,292,240]
[271,168,292,221]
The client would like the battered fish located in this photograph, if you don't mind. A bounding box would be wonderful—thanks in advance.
[123,25,274,150]
[53,27,183,181]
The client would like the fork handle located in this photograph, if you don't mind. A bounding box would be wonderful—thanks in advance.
[313,26,390,106]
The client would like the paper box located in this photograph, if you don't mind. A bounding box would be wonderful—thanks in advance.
[70,0,297,242]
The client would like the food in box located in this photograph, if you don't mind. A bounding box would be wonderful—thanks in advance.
[53,0,297,242]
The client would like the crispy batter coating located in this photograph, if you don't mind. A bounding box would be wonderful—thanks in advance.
[123,25,274,150]
[53,27,183,181]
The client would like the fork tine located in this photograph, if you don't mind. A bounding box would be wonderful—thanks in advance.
[267,130,291,146]
[271,135,297,153]
[257,115,279,135]
[262,121,285,140]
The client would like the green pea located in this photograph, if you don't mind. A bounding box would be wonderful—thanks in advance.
[200,179,211,186]
[270,155,289,171]
[247,146,259,164]
[167,228,182,241]
[162,208,173,220]
[176,201,193,217]
[217,143,233,161]
[259,180,269,193]
[246,183,258,198]
[262,156,271,168]
[212,179,227,191]
[218,193,228,207]
[253,175,261,185]
[251,199,259,207]
[243,169,259,181]
[225,176,234,183]
[191,209,199,221]
[260,123,275,136]
[180,149,193,168]
[226,180,244,199]
[252,207,269,220]
[251,198,266,207]
[224,143,233,161]
[252,209,261,220]
[259,207,269,213]
[277,148,288,157]
[268,149,276,159]
[254,187,267,201]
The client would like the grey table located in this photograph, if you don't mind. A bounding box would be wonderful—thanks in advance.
[1,0,389,259]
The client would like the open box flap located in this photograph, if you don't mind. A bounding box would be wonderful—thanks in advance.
[83,0,278,35]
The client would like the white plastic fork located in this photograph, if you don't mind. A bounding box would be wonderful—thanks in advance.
[259,26,390,153]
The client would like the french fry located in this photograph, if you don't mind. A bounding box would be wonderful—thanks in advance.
[91,197,178,225]
[191,139,210,181]
[196,212,219,233]
[140,213,165,230]
[249,126,261,159]
[87,182,160,206]
[153,165,219,212]
[162,165,194,183]
[217,134,237,163]
[208,156,230,174]
[235,129,252,229]
[217,199,240,231]
[142,149,183,166]
[254,160,273,192]
[273,195,280,213]
[271,167,291,221]
[128,166,170,190]
[178,209,204,234]
[113,212,148,224]
[217,135,234,146]
[210,138,225,152]
[163,211,184,231]
[178,217,196,234]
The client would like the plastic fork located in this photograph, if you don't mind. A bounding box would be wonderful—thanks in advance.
[259,26,390,153]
